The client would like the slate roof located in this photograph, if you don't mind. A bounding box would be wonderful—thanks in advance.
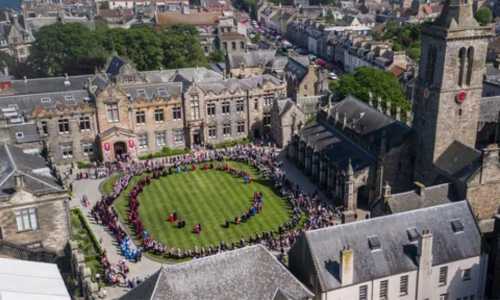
[119,245,313,300]
[9,123,41,144]
[299,120,375,171]
[434,141,482,181]
[0,75,91,96]
[289,201,481,292]
[285,55,310,82]
[0,143,63,198]
[121,82,182,100]
[196,74,283,94]
[329,95,412,150]
[228,49,276,68]
[382,183,455,215]
[479,96,500,122]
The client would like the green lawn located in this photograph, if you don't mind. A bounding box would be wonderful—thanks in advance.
[112,161,292,250]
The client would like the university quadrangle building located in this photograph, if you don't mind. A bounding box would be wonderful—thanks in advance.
[0,56,287,163]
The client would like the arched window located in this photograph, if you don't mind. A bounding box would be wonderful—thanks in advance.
[425,46,437,84]
[458,47,466,86]
[466,47,474,85]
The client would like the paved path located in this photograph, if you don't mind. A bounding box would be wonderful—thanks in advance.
[71,179,161,299]
[69,149,330,299]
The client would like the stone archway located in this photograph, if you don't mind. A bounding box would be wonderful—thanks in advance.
[114,141,127,161]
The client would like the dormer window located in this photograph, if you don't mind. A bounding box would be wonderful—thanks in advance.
[368,235,381,251]
[15,132,24,139]
[64,95,74,102]
[157,87,168,97]
[406,227,419,243]
[137,89,147,98]
[41,97,51,103]
[451,219,464,233]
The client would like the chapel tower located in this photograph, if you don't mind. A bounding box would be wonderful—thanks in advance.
[412,0,493,183]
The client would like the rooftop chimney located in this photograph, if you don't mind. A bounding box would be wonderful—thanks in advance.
[414,181,425,199]
[340,246,354,286]
[417,229,433,299]
[14,173,24,191]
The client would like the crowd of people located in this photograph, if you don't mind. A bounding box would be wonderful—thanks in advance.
[89,144,341,261]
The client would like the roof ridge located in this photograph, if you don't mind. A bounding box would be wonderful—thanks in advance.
[306,200,468,235]
[19,170,63,192]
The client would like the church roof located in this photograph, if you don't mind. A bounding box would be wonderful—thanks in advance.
[289,201,481,292]
[434,141,482,180]
[432,0,480,29]
[119,245,313,300]
[479,96,500,122]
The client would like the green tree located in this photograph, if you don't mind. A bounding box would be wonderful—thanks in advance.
[160,25,207,68]
[474,7,492,26]
[330,67,411,112]
[208,50,225,63]
[29,23,107,76]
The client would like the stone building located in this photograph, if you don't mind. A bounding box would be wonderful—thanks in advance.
[283,95,414,219]
[0,143,69,255]
[288,201,488,300]
[271,97,305,148]
[0,14,34,62]
[0,56,286,163]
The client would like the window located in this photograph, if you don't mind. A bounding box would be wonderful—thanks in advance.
[138,134,148,149]
[191,97,200,120]
[40,97,51,103]
[237,121,245,134]
[15,208,38,231]
[232,41,236,50]
[157,87,168,97]
[208,125,217,138]
[379,280,388,300]
[155,109,164,122]
[439,266,448,286]
[207,103,216,116]
[240,41,245,50]
[459,47,466,86]
[236,100,244,112]
[82,143,94,156]
[136,89,147,98]
[222,102,230,114]
[40,121,48,135]
[463,268,471,281]
[64,95,74,102]
[156,131,167,146]
[223,123,231,136]
[79,116,91,131]
[15,132,23,139]
[439,294,448,300]
[400,275,408,296]
[174,129,184,143]
[136,111,146,124]
[173,106,182,120]
[223,41,228,50]
[254,98,259,110]
[359,285,368,300]
[61,144,73,159]
[263,112,272,126]
[466,47,474,85]
[264,94,273,106]
[58,119,70,134]
[106,104,119,122]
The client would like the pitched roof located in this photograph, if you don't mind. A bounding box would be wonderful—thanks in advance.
[228,49,277,68]
[119,245,314,300]
[289,201,481,292]
[384,183,455,214]
[0,143,63,198]
[156,11,223,26]
[434,141,482,180]
[479,96,500,123]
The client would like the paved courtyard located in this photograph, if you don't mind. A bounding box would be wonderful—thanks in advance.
[70,153,332,299]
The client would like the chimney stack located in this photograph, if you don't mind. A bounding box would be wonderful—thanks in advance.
[414,181,425,199]
[340,246,354,286]
[417,228,433,300]
[14,173,24,191]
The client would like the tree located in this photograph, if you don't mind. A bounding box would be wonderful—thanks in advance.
[160,25,207,68]
[330,67,411,112]
[474,7,492,26]
[29,23,107,76]
[208,50,225,63]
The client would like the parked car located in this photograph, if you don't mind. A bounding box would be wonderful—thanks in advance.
[329,72,338,80]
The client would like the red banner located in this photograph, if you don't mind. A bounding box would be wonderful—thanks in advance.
[104,143,111,152]
[128,139,135,148]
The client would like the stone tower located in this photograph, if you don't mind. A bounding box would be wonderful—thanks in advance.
[413,0,493,183]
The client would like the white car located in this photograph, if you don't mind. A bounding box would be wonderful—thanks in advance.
[329,72,338,80]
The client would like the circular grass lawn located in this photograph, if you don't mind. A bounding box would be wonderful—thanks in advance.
[112,161,292,251]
